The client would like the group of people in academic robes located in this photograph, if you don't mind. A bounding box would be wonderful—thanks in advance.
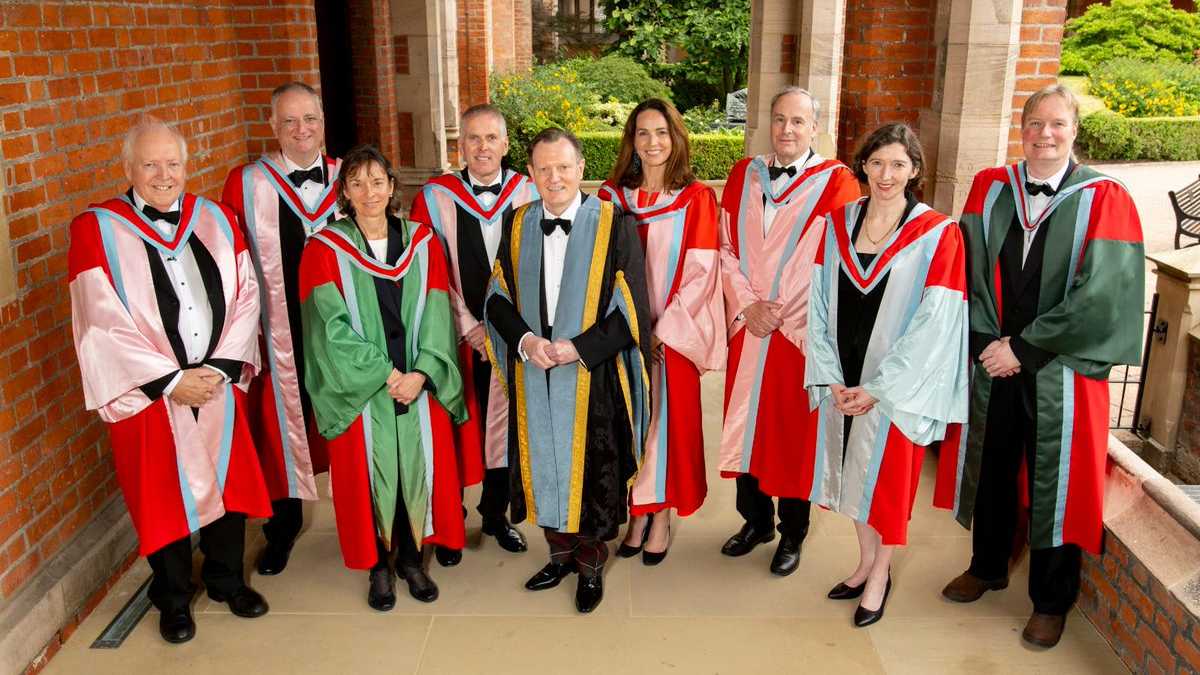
[67,78,1144,649]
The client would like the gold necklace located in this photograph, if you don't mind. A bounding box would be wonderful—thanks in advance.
[863,212,903,245]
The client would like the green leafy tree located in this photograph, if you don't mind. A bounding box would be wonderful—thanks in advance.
[561,54,673,104]
[1060,0,1200,75]
[601,0,750,109]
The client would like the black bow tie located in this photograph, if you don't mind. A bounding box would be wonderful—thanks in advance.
[142,205,180,225]
[768,165,797,181]
[1025,181,1056,197]
[541,217,571,236]
[472,183,502,196]
[288,166,324,187]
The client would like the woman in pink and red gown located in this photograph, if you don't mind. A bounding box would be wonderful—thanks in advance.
[598,98,725,564]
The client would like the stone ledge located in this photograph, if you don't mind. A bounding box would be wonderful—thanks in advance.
[0,496,137,675]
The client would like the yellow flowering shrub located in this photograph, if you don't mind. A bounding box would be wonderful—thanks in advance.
[1088,58,1200,117]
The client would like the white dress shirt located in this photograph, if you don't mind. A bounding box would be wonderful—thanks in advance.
[517,191,583,361]
[468,170,504,267]
[1022,162,1070,265]
[367,238,388,262]
[282,153,325,210]
[763,149,819,236]
[132,191,223,396]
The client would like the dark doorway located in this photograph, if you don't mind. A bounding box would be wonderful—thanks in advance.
[315,0,357,157]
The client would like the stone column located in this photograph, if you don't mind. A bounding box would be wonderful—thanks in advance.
[795,0,846,159]
[1141,248,1200,475]
[920,0,1022,215]
[744,0,798,157]
[391,0,453,195]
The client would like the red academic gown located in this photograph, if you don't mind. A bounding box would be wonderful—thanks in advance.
[68,194,271,556]
[598,180,724,517]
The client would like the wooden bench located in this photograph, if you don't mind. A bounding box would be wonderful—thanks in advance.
[1170,173,1200,249]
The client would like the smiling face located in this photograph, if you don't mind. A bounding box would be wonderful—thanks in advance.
[862,142,918,203]
[342,161,394,221]
[528,137,584,216]
[633,109,673,172]
[125,126,186,212]
[272,89,326,167]
[460,111,509,183]
[769,92,818,166]
[1021,94,1077,176]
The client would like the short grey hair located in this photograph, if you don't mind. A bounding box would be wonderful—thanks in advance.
[270,81,322,120]
[770,86,821,125]
[461,104,508,139]
[1021,84,1080,128]
[121,115,188,167]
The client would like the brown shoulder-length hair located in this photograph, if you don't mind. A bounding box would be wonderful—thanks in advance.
[336,144,404,217]
[852,123,925,194]
[609,98,695,191]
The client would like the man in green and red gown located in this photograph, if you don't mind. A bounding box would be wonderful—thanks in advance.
[935,85,1145,648]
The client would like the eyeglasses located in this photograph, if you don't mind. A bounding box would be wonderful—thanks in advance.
[279,115,323,129]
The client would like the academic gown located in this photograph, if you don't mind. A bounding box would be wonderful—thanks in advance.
[299,216,467,569]
[598,181,724,517]
[409,169,538,482]
[805,198,970,546]
[718,154,861,497]
[68,193,271,556]
[484,196,652,540]
[222,152,342,503]
[935,163,1145,554]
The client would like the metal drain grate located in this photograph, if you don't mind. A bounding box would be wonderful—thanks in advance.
[90,575,152,649]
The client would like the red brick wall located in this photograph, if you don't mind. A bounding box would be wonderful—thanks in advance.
[458,0,491,109]
[1007,0,1067,162]
[513,0,534,71]
[1080,532,1200,673]
[836,0,937,162]
[347,0,400,164]
[0,0,318,601]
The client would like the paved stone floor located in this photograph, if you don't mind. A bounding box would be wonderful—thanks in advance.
[47,160,1200,675]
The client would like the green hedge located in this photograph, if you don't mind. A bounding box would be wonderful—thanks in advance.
[1078,110,1200,161]
[508,132,745,181]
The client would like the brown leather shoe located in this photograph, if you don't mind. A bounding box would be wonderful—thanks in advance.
[1022,612,1066,648]
[940,571,1008,602]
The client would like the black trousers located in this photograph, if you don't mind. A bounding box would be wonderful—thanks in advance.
[262,497,303,549]
[147,513,246,613]
[967,376,1082,616]
[372,491,421,572]
[545,528,608,577]
[470,351,511,524]
[735,474,811,539]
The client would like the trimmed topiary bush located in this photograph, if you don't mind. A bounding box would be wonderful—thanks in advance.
[561,54,673,105]
[1078,110,1200,161]
[1060,0,1200,76]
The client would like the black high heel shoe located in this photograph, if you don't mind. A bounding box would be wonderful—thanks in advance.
[617,513,652,558]
[642,517,670,566]
[853,575,891,627]
[827,580,866,600]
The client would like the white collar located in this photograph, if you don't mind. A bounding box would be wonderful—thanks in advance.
[543,191,583,223]
[281,152,323,173]
[131,190,181,215]
[1027,161,1070,190]
[468,170,503,187]
[771,148,817,172]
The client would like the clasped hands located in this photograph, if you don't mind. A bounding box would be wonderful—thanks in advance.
[464,324,488,363]
[742,300,782,338]
[387,368,427,405]
[980,336,1021,378]
[168,368,225,407]
[829,383,877,417]
[519,334,580,370]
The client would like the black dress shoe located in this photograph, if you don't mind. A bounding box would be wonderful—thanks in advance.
[256,541,293,576]
[854,577,892,628]
[482,518,528,553]
[524,562,576,591]
[367,567,396,611]
[720,522,775,557]
[435,546,463,567]
[642,518,670,566]
[575,574,603,613]
[617,515,651,558]
[398,565,439,603]
[158,606,195,644]
[827,580,865,600]
[769,534,804,576]
[208,586,269,618]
